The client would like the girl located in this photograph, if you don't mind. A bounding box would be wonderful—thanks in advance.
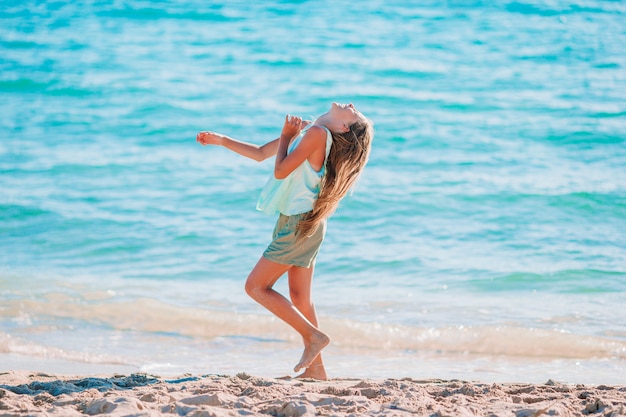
[196,102,373,380]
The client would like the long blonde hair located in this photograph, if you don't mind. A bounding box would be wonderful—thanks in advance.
[296,116,374,239]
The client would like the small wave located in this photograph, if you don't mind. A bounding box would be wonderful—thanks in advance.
[0,79,50,93]
[4,297,625,361]
[0,332,129,367]
[452,191,626,221]
[95,7,240,22]
[0,204,51,221]
[469,269,626,293]
[0,79,97,97]
[504,2,613,17]
[505,2,560,16]
[0,40,42,50]
[545,131,625,145]
[326,319,626,360]
[46,86,97,97]
[593,62,621,70]
[590,110,626,119]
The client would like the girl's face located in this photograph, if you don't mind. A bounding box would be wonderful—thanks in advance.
[328,102,363,133]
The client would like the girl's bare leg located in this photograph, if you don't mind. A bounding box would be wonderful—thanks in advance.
[245,257,330,373]
[288,265,328,380]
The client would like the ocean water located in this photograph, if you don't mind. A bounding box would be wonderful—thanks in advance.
[1,0,625,384]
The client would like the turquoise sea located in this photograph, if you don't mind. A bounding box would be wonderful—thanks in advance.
[1,1,625,384]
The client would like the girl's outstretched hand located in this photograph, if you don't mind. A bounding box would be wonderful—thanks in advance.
[280,115,303,141]
[196,131,226,146]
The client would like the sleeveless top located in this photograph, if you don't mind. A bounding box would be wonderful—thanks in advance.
[256,125,333,216]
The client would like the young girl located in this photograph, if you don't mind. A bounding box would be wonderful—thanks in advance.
[196,102,373,380]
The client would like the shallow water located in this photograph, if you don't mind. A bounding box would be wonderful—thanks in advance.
[1,0,625,383]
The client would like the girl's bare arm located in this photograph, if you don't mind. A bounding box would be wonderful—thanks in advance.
[274,116,325,179]
[196,131,279,162]
[196,120,311,163]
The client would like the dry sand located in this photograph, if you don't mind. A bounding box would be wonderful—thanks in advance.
[0,371,624,416]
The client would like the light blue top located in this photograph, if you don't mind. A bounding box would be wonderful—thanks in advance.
[257,125,333,216]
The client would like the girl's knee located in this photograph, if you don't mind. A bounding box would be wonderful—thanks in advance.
[244,277,258,298]
[245,272,273,300]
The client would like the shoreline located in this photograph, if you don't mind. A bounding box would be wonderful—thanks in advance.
[1,371,624,417]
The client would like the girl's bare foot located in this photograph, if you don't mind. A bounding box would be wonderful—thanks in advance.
[295,364,327,380]
[294,331,330,373]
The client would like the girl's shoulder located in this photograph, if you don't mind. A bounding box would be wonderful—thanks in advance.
[302,124,329,141]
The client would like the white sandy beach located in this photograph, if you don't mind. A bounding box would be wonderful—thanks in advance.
[1,371,624,417]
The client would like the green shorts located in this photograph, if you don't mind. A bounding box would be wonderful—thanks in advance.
[263,212,326,268]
